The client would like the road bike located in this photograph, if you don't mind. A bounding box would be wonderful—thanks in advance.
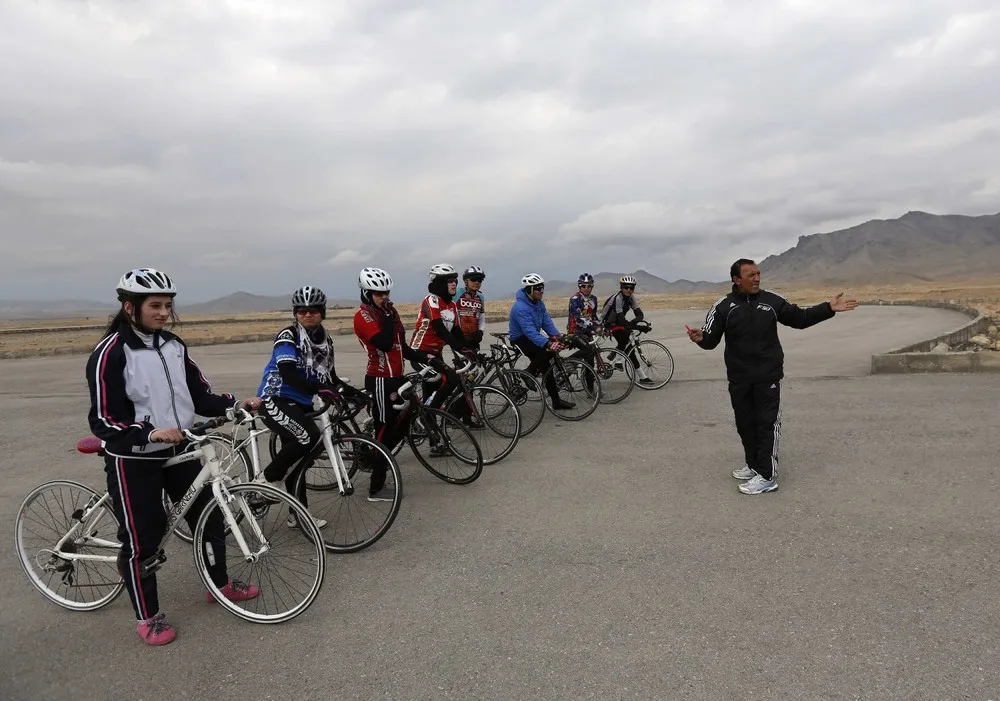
[15,414,326,623]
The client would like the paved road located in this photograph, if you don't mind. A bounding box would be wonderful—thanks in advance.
[3,305,999,700]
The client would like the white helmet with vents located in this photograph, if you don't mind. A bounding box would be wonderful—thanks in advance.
[428,263,458,282]
[521,273,544,287]
[359,267,393,292]
[620,275,637,286]
[116,268,177,297]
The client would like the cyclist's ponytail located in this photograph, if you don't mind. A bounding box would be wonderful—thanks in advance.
[100,309,130,340]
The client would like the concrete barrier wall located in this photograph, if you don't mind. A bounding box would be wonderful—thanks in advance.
[866,300,996,374]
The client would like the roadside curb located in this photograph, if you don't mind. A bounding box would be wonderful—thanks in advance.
[865,301,996,374]
[0,312,513,360]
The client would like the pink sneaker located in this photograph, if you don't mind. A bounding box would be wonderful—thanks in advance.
[207,579,260,603]
[136,613,177,646]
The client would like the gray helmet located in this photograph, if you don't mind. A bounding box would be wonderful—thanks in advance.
[577,272,594,286]
[291,285,327,309]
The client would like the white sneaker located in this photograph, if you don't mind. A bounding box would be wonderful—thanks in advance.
[732,465,757,480]
[287,513,328,529]
[738,474,778,495]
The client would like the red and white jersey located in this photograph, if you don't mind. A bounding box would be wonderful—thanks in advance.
[409,294,458,353]
[354,306,406,378]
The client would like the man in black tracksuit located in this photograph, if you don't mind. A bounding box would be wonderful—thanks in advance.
[686,258,858,494]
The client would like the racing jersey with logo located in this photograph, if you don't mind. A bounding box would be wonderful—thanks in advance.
[456,290,486,336]
[409,294,458,354]
[567,293,598,333]
[354,306,408,377]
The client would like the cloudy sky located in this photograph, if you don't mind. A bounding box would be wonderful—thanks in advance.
[2,0,999,303]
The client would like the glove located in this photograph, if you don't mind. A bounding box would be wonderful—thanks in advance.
[472,330,484,344]
[339,384,365,401]
[317,387,341,405]
[427,354,446,371]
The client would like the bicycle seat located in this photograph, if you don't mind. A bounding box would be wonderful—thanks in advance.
[490,332,510,339]
[77,436,104,454]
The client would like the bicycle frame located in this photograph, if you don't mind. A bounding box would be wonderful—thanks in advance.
[46,428,271,574]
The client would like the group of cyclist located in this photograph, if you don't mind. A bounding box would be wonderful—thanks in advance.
[85,264,652,646]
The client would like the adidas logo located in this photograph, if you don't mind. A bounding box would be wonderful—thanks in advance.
[770,384,776,389]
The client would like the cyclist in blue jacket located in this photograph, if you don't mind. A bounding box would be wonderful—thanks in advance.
[508,273,575,410]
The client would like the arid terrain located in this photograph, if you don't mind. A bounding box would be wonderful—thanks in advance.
[2,278,998,358]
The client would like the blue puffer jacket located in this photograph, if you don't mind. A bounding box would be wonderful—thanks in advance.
[509,288,559,348]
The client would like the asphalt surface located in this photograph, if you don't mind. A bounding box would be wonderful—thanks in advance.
[3,305,999,700]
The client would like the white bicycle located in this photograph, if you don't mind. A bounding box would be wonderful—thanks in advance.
[14,413,327,623]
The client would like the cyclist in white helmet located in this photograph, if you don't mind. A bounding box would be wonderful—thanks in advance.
[86,268,262,646]
[355,267,443,500]
[409,263,473,411]
[600,275,654,385]
[508,273,576,410]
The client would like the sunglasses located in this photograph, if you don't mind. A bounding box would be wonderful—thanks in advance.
[466,277,485,283]
[532,284,545,291]
[295,307,323,315]
[579,284,593,288]
[621,285,635,290]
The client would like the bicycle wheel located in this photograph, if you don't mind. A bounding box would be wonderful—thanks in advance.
[443,386,521,465]
[166,433,252,544]
[634,339,675,389]
[544,357,602,421]
[595,348,636,404]
[293,434,403,553]
[15,480,125,611]
[193,482,326,624]
[486,368,545,437]
[407,407,483,484]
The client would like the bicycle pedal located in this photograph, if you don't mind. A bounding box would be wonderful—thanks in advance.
[139,550,168,578]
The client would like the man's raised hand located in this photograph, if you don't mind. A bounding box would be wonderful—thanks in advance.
[685,324,703,343]
[830,293,859,313]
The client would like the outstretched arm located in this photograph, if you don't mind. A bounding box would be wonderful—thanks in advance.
[775,292,856,329]
[688,297,726,350]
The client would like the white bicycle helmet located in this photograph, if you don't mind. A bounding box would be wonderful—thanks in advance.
[521,273,545,287]
[359,267,393,292]
[620,275,637,286]
[116,268,177,297]
[429,263,458,282]
[463,265,485,280]
[291,285,327,308]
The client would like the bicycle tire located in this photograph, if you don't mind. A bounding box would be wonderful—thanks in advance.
[486,368,546,437]
[167,434,252,544]
[634,339,674,389]
[193,482,326,624]
[292,433,403,553]
[544,357,602,421]
[595,348,636,404]
[15,480,125,611]
[407,407,483,484]
[443,386,521,465]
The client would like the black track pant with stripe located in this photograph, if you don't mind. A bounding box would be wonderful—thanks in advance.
[366,375,411,493]
[104,454,228,621]
[258,396,322,494]
[728,380,782,481]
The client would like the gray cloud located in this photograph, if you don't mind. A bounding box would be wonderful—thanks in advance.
[1,0,999,303]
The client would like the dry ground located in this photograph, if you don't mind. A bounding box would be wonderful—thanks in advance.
[2,278,998,356]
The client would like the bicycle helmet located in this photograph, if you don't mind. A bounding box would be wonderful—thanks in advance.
[116,268,177,298]
[620,275,637,286]
[429,263,458,282]
[359,267,393,292]
[577,272,595,286]
[463,265,485,281]
[291,285,327,309]
[521,273,545,292]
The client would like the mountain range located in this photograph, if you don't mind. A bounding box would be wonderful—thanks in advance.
[3,210,999,319]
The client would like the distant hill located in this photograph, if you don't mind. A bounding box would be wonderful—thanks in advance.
[180,291,358,316]
[759,210,1000,284]
[507,269,723,299]
[0,299,117,320]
